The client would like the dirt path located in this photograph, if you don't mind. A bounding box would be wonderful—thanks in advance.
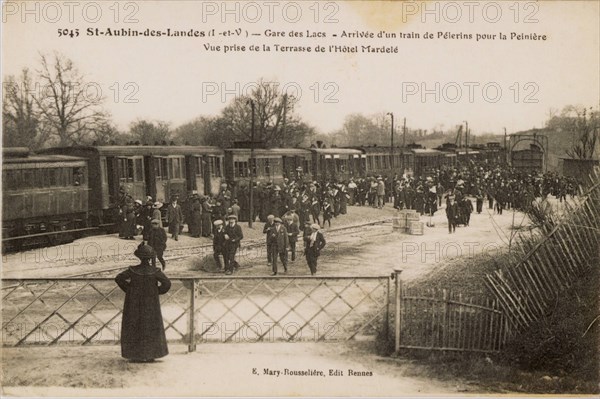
[206,203,527,282]
[1,206,397,279]
[1,342,485,396]
[2,203,525,282]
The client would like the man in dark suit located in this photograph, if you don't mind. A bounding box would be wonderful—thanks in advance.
[269,217,289,276]
[263,214,276,266]
[305,223,326,276]
[302,220,312,245]
[284,214,300,262]
[446,196,459,234]
[147,219,167,270]
[223,215,243,275]
[167,195,183,241]
[212,220,226,271]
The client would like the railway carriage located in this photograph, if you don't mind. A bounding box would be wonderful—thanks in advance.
[2,148,91,249]
[411,148,446,177]
[310,147,363,182]
[357,146,416,177]
[38,145,224,227]
[224,148,312,186]
[143,146,224,199]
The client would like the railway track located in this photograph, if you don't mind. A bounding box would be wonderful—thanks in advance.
[3,217,393,280]
[1,226,104,254]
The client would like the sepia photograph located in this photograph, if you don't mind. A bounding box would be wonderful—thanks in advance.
[1,0,599,397]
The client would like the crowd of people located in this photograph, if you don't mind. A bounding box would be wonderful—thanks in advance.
[114,162,579,273]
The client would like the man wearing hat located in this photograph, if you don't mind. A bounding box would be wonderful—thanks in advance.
[217,183,232,216]
[223,214,243,275]
[446,196,459,234]
[284,214,300,262]
[115,242,171,362]
[376,177,386,209]
[302,220,313,249]
[212,220,226,271]
[304,224,326,276]
[263,215,276,266]
[268,217,289,276]
[147,219,168,270]
[167,195,183,241]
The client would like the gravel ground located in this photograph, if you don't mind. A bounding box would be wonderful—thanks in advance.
[1,342,485,396]
[2,205,396,279]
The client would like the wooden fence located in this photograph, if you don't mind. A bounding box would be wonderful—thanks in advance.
[485,167,600,333]
[393,271,509,353]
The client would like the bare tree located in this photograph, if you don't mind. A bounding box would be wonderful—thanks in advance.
[566,107,599,160]
[128,119,172,145]
[34,52,109,146]
[173,116,216,145]
[88,120,123,145]
[2,68,45,149]
[333,113,397,147]
[547,105,600,160]
[217,79,313,147]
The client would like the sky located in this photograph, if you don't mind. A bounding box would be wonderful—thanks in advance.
[2,0,599,137]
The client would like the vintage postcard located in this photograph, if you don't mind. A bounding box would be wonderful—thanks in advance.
[2,0,599,397]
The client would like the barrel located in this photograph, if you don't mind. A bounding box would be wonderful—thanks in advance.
[393,216,407,231]
[409,221,424,235]
[406,211,420,222]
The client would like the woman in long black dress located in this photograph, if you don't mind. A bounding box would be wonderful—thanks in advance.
[189,196,202,237]
[200,196,213,237]
[115,243,171,362]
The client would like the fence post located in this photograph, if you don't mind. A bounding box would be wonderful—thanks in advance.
[187,279,197,352]
[393,267,403,354]
[384,277,391,341]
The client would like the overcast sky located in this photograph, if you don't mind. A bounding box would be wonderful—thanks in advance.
[3,1,599,137]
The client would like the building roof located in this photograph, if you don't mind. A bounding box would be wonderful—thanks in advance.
[2,147,30,158]
[311,148,363,155]
[225,148,311,156]
[3,154,87,166]
[411,148,443,156]
[39,145,224,156]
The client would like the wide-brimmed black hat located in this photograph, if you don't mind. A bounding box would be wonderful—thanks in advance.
[134,243,156,260]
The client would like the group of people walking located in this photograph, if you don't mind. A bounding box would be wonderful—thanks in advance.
[262,214,326,276]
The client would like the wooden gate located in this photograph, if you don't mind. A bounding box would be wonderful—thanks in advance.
[393,270,509,354]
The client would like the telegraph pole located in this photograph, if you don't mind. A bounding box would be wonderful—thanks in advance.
[281,94,288,147]
[248,99,255,228]
[504,127,508,165]
[464,120,469,157]
[403,117,407,147]
[387,112,394,169]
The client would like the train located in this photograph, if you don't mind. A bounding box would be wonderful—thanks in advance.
[2,147,92,250]
[2,141,507,250]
